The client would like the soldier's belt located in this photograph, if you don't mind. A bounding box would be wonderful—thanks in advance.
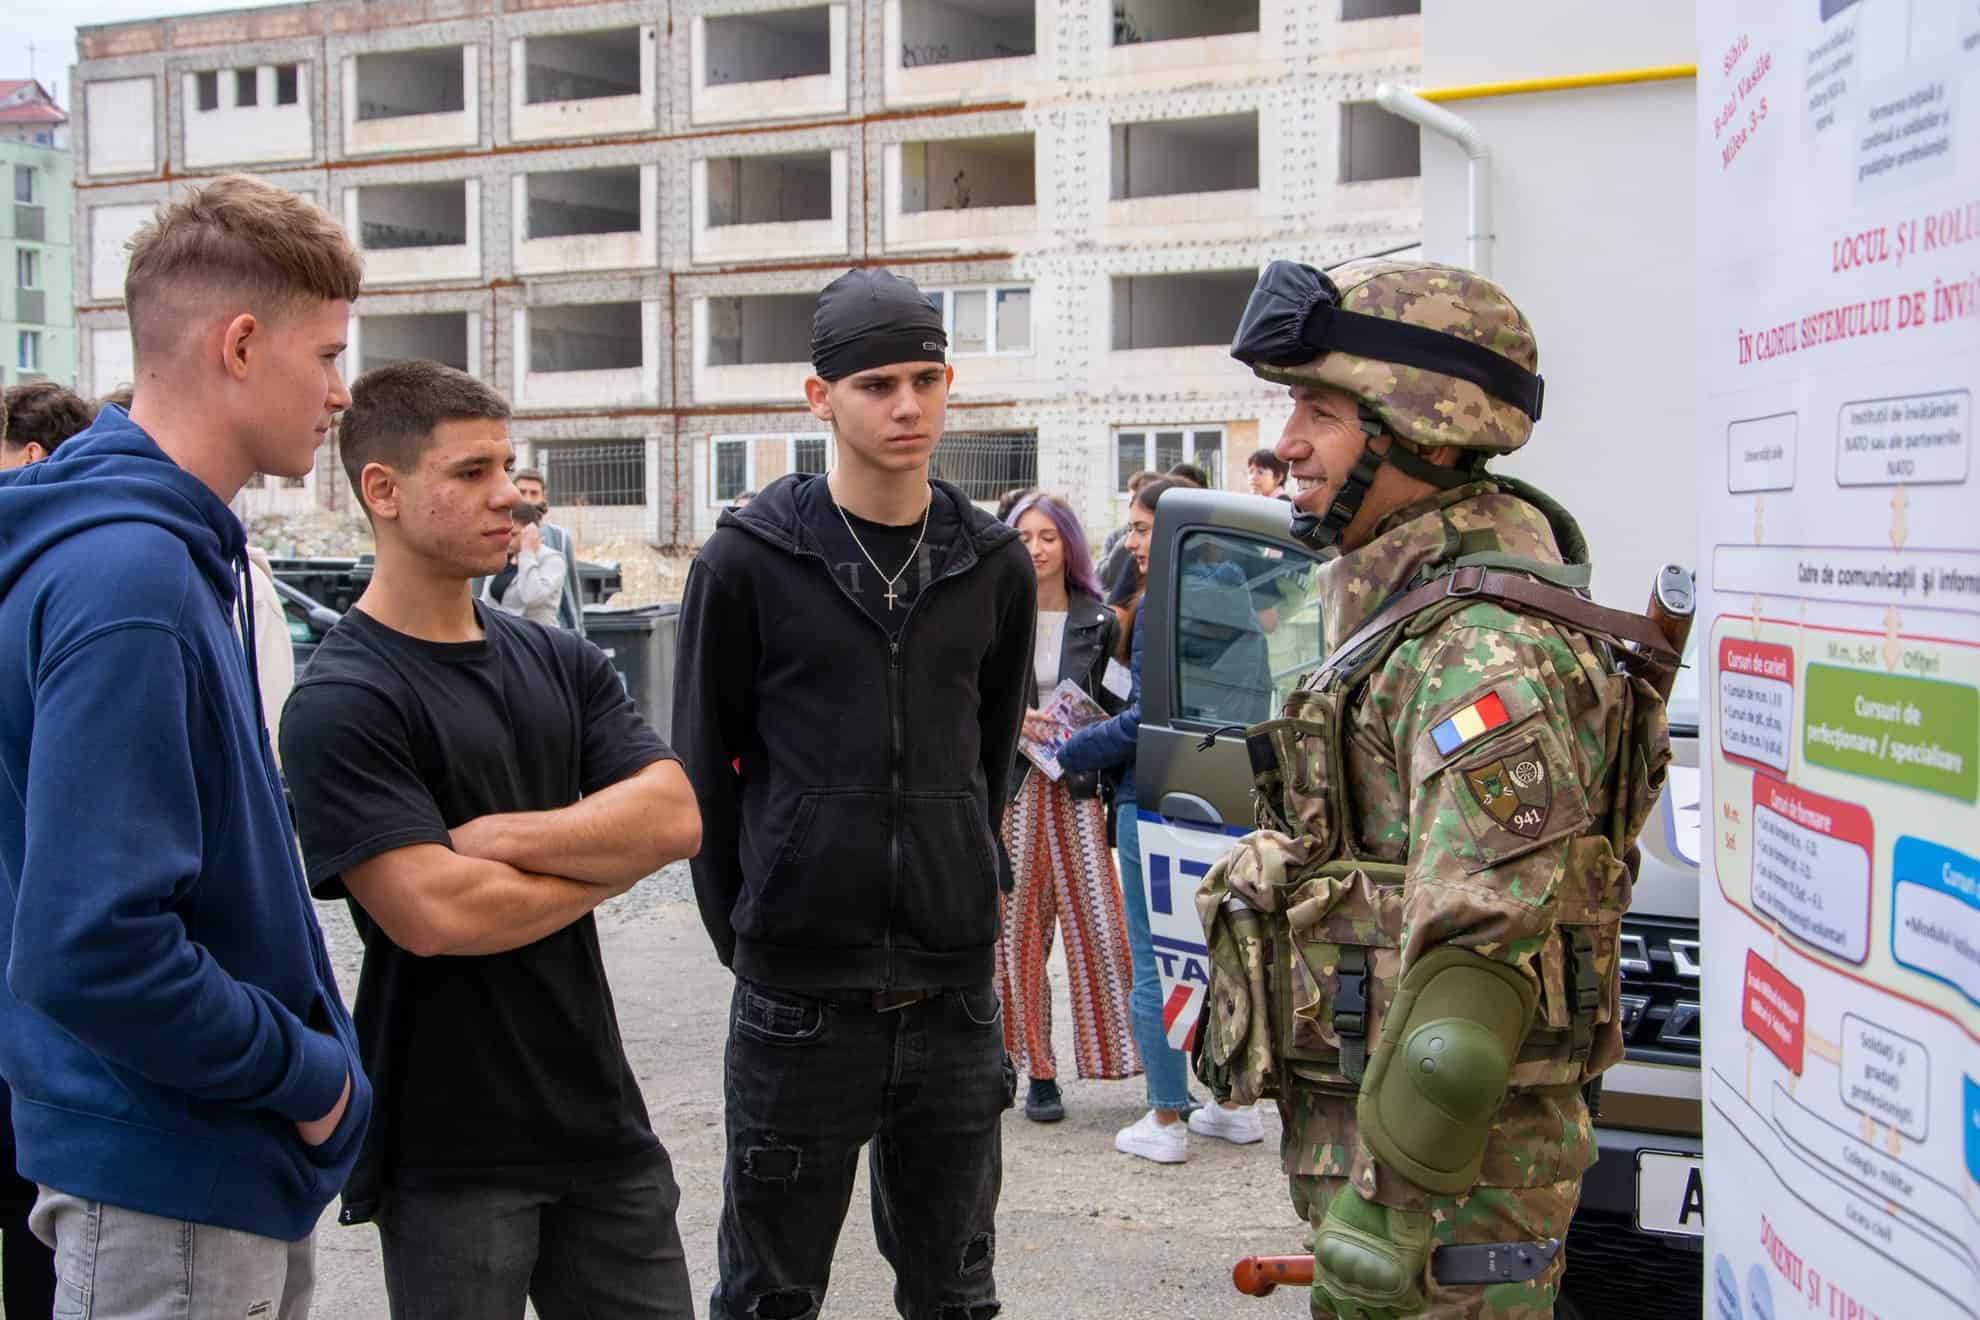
[1232,1238,1562,1297]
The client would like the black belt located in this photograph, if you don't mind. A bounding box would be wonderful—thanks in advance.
[804,987,944,1013]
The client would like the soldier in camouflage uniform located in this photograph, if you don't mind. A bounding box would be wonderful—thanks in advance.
[1194,259,1671,1319]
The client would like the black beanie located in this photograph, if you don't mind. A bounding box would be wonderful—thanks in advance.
[810,268,948,381]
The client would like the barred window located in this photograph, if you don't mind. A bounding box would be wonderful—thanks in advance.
[275,65,300,105]
[540,440,646,508]
[1115,426,1224,491]
[709,436,753,504]
[789,433,830,476]
[930,430,1036,503]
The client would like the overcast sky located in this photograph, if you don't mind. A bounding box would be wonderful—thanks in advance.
[3,0,294,110]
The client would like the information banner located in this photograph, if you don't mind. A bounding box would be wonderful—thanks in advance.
[1698,4,1979,1319]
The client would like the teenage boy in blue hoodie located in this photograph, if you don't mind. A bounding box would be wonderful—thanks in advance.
[0,175,370,1318]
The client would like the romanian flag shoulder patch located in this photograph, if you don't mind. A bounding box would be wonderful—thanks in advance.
[1429,690,1511,756]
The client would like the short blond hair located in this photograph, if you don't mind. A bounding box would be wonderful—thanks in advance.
[125,174,363,358]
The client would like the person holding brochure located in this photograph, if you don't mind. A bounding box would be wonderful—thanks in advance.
[1058,479,1263,1163]
[996,493,1141,1124]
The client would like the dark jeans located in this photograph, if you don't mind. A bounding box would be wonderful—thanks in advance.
[375,1148,692,1320]
[0,1157,54,1320]
[713,980,1013,1320]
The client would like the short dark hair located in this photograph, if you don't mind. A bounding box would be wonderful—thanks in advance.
[2,383,95,455]
[512,467,545,487]
[509,498,543,526]
[98,385,134,413]
[339,360,511,514]
[1125,469,1160,496]
[1165,462,1208,488]
[1246,448,1287,480]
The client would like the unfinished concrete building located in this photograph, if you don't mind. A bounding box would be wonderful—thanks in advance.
[70,0,1422,547]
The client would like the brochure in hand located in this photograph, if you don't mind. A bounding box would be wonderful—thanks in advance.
[1018,678,1112,782]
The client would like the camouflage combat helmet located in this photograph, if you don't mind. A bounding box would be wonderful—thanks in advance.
[1238,259,1543,455]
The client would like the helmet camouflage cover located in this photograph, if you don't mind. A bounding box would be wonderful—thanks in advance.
[1250,259,1541,454]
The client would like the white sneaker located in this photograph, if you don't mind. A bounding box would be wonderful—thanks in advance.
[1188,1101,1265,1145]
[1115,1109,1189,1164]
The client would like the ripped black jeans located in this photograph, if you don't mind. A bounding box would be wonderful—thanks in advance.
[712,980,1013,1320]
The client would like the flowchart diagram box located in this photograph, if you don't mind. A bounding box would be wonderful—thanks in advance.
[1891,835,1980,1005]
[1751,776,1873,963]
[1836,390,1970,486]
[1720,638,1796,773]
[1838,1014,1928,1139]
[1729,412,1799,492]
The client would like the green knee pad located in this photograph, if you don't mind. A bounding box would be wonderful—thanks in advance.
[1356,946,1536,1195]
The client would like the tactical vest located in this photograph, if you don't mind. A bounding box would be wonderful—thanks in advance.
[1194,482,1676,1108]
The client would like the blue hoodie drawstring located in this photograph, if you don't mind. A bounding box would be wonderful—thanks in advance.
[235,552,273,764]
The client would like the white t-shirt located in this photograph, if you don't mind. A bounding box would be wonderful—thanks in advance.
[1034,609,1067,696]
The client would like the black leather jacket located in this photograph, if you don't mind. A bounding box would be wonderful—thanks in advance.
[1013,588,1123,799]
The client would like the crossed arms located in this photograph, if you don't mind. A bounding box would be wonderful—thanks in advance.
[342,760,701,958]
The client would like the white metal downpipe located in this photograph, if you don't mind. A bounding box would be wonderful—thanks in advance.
[1375,82,1491,276]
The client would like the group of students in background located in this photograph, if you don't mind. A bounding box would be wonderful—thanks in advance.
[984,445,1291,1163]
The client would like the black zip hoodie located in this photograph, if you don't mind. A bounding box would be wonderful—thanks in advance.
[674,474,1036,991]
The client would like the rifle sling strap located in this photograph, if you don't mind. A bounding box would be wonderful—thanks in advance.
[1315,565,1679,686]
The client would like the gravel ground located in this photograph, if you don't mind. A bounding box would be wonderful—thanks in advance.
[307,865,1304,1318]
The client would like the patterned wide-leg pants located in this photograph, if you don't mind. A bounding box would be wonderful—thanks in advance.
[994,772,1141,1081]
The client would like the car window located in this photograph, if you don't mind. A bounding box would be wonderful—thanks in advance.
[1173,529,1326,724]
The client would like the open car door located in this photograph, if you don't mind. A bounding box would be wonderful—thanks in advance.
[1131,488,1330,1053]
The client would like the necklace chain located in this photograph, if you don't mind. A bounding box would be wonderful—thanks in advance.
[832,485,932,611]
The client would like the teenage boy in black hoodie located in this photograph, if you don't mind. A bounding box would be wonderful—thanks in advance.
[675,268,1035,1320]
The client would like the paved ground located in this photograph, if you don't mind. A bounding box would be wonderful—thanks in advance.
[309,863,1308,1318]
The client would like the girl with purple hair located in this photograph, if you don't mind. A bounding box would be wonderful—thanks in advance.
[994,493,1142,1124]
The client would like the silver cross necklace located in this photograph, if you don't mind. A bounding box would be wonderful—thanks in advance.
[831,484,933,611]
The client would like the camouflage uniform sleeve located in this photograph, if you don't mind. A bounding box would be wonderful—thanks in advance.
[1387,607,1599,994]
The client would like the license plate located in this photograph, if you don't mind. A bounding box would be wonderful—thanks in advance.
[1636,1151,1706,1237]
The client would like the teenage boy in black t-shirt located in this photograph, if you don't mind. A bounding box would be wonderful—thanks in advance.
[280,360,702,1320]
[675,268,1035,1320]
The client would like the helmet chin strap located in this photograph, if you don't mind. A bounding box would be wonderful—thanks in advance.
[1290,407,1481,552]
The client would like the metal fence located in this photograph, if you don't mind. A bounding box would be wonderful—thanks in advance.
[540,440,646,508]
[930,431,1037,502]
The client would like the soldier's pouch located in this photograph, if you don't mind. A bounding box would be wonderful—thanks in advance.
[1276,860,1404,1087]
[1244,700,1340,848]
[1616,672,1674,846]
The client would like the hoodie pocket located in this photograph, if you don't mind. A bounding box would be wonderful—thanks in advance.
[895,791,1000,952]
[735,789,892,948]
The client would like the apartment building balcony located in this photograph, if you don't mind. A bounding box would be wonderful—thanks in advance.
[690,293,813,404]
[510,26,656,143]
[882,0,1040,107]
[1102,269,1257,391]
[183,63,312,168]
[689,5,848,127]
[515,300,658,410]
[346,181,480,285]
[1105,0,1265,75]
[883,133,1037,252]
[690,149,847,264]
[1105,111,1262,234]
[514,166,656,275]
[343,46,479,156]
[352,310,478,376]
